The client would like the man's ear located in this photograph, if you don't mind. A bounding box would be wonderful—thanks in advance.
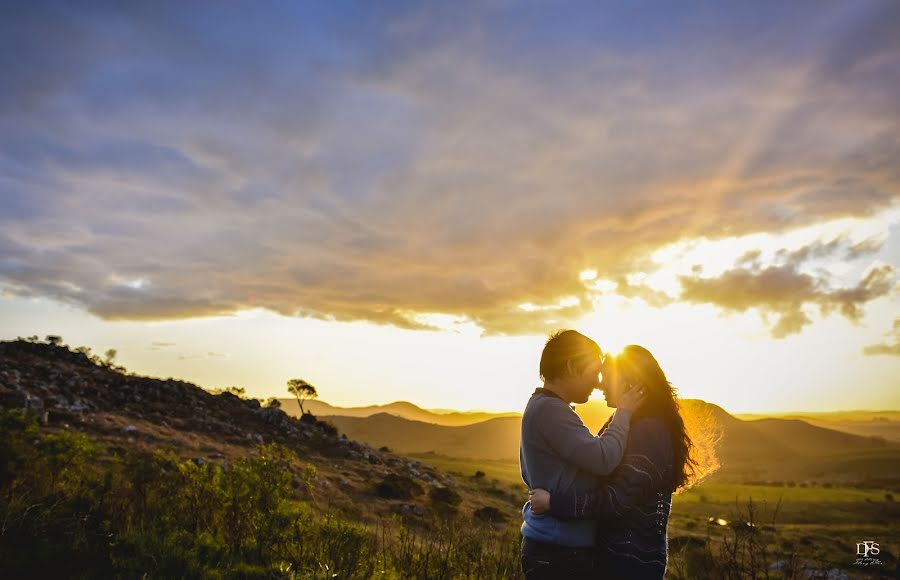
[565,358,575,377]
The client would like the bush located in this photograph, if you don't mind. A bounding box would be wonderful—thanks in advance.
[375,474,424,500]
[429,486,462,512]
[318,420,339,437]
[474,506,505,523]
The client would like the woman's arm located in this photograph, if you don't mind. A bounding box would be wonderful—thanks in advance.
[531,418,672,519]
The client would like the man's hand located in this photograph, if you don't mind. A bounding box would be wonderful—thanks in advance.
[617,383,647,412]
[528,488,551,514]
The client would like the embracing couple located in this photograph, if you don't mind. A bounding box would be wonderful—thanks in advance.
[519,330,698,579]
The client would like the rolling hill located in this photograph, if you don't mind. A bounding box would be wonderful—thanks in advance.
[735,410,900,442]
[326,413,522,461]
[280,398,520,426]
[320,397,899,483]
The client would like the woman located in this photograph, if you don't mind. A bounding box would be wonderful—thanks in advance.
[529,345,700,579]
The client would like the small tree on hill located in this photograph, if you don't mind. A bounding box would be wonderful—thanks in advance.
[287,379,317,415]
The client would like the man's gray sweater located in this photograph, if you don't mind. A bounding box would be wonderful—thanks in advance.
[519,389,633,547]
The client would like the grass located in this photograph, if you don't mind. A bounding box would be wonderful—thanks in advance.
[411,454,900,578]
[406,453,526,489]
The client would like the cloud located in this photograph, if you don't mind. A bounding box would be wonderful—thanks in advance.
[177,351,228,360]
[676,237,896,337]
[863,319,900,356]
[0,2,899,335]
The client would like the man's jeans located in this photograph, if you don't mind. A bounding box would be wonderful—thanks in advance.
[521,536,594,579]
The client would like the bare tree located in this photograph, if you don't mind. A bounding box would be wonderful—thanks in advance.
[287,379,317,415]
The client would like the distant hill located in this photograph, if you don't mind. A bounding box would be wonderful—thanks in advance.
[323,397,898,483]
[280,398,520,427]
[327,413,522,461]
[734,410,900,442]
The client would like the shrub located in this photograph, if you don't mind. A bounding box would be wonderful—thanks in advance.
[474,506,505,523]
[429,486,462,513]
[375,474,424,500]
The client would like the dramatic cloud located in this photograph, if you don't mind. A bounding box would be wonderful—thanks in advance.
[864,319,900,356]
[1,1,899,335]
[677,237,896,337]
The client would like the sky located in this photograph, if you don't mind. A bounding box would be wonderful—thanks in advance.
[1,1,899,414]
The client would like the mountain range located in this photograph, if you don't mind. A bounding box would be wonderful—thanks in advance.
[282,397,899,483]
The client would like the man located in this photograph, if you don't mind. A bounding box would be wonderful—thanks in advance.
[519,330,645,579]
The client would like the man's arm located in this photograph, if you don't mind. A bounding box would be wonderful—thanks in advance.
[539,400,634,477]
[548,418,672,519]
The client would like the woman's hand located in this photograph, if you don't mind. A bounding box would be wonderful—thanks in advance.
[528,488,551,514]
[617,382,647,412]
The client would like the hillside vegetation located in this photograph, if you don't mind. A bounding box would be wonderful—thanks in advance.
[0,339,521,578]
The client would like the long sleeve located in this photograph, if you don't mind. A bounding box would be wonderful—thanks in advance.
[549,417,672,519]
[539,400,633,477]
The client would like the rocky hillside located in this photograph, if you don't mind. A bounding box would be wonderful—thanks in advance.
[0,339,519,520]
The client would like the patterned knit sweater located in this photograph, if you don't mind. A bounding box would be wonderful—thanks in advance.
[549,415,674,579]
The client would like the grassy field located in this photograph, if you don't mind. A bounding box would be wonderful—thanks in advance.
[407,453,526,488]
[408,453,899,577]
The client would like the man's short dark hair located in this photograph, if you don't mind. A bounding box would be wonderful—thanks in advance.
[539,329,603,382]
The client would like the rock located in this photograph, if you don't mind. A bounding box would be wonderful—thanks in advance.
[123,424,138,434]
[397,503,424,516]
[25,393,45,412]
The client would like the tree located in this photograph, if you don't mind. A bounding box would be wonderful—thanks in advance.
[103,348,118,366]
[287,379,317,415]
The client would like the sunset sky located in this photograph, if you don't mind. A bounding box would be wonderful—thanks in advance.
[2,1,898,413]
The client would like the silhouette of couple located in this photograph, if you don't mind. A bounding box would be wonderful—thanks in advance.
[519,330,698,579]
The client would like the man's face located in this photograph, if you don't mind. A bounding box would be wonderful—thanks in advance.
[570,356,603,404]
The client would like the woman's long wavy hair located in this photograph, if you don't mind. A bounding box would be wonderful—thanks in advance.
[604,345,718,493]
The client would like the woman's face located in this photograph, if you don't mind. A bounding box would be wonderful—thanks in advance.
[599,360,626,408]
